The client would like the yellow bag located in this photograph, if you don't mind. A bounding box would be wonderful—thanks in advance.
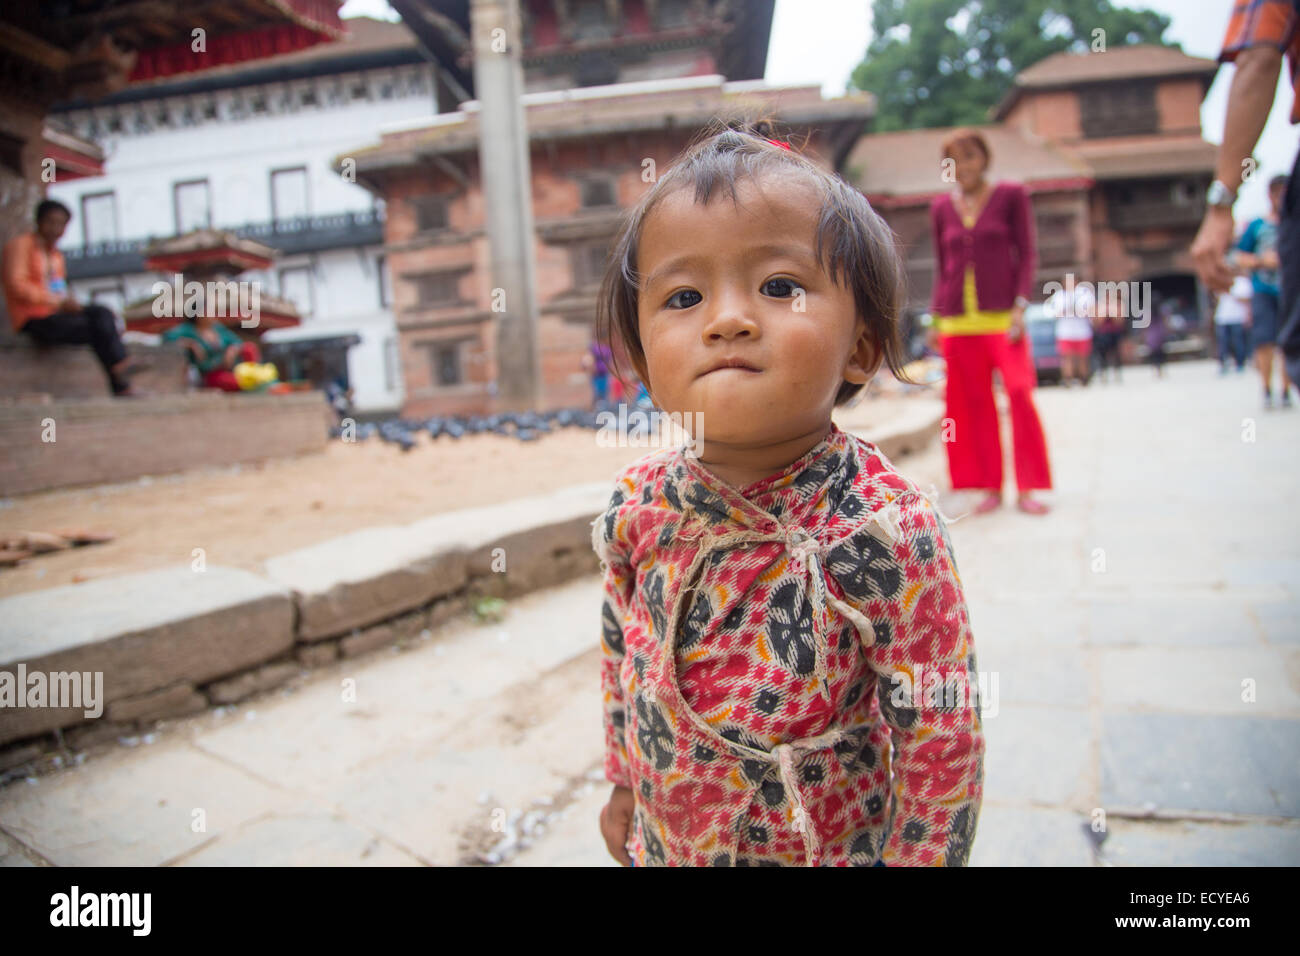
[233,361,279,391]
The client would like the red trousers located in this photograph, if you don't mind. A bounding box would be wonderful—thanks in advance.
[202,342,261,392]
[941,331,1052,492]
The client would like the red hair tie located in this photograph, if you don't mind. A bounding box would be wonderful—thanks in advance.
[766,138,792,150]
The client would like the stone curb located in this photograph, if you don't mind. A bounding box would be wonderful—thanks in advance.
[0,401,944,767]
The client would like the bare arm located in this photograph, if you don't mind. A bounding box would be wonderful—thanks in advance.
[1216,45,1284,194]
[1192,45,1285,293]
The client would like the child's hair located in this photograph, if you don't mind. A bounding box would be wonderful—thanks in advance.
[597,118,912,406]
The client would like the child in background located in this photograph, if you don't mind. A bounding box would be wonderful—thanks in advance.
[1147,305,1170,378]
[1213,274,1252,375]
[1092,294,1124,384]
[591,123,985,867]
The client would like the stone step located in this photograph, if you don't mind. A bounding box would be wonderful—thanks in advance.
[0,338,188,400]
[0,390,331,496]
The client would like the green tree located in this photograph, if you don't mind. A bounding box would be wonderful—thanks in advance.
[850,0,1176,131]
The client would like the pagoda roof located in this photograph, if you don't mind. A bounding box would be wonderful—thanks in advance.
[343,75,875,183]
[143,230,279,274]
[992,44,1218,121]
[1,0,345,104]
[387,0,774,98]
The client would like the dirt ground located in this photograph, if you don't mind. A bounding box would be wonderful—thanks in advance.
[0,394,946,598]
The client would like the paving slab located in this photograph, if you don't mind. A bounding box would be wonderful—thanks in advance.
[505,780,621,868]
[191,578,605,794]
[1098,818,1300,866]
[1252,600,1300,645]
[968,806,1096,867]
[978,644,1090,711]
[981,706,1093,808]
[0,742,305,866]
[177,812,424,867]
[1087,597,1266,647]
[1095,647,1300,716]
[1100,713,1300,818]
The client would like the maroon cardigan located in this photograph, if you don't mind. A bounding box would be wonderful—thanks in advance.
[929,181,1037,317]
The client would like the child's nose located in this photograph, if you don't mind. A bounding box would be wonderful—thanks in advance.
[703,291,758,341]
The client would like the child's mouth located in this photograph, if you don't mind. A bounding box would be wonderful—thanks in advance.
[698,359,762,378]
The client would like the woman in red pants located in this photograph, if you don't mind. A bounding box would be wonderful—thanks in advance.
[930,128,1052,515]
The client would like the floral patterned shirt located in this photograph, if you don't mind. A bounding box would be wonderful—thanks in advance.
[592,422,985,866]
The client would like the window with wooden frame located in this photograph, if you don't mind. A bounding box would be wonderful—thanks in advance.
[579,175,617,209]
[408,269,465,307]
[425,339,468,386]
[1034,212,1077,268]
[1079,82,1158,139]
[377,254,393,308]
[571,241,611,289]
[80,191,118,244]
[270,166,310,223]
[173,179,211,234]
[410,194,450,232]
[279,265,315,317]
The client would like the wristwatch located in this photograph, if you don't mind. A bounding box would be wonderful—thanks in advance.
[1206,180,1236,210]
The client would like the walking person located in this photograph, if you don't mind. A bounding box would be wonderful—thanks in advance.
[1049,281,1095,387]
[1191,0,1300,395]
[1213,273,1252,376]
[1147,305,1170,378]
[929,128,1052,515]
[1236,175,1294,406]
[2,199,146,396]
[580,336,613,411]
[1092,293,1124,384]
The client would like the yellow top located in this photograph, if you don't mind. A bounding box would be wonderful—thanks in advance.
[934,212,1013,336]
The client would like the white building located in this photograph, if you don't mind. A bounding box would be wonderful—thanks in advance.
[47,16,442,414]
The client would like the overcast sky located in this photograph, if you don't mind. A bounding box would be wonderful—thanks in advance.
[341,0,1295,220]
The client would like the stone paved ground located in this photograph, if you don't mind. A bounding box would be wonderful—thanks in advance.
[2,359,1297,866]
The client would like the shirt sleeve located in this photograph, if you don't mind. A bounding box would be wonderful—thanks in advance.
[1219,0,1298,62]
[929,199,947,315]
[828,488,985,865]
[1008,184,1037,301]
[2,236,61,314]
[593,483,636,789]
[1237,218,1261,253]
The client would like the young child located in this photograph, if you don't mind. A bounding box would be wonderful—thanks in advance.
[591,123,986,867]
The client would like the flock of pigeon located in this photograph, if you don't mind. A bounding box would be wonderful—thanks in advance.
[329,406,657,452]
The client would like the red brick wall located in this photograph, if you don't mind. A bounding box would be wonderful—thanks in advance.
[382,127,846,417]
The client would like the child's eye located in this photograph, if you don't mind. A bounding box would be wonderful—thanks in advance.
[762,277,802,298]
[666,289,702,309]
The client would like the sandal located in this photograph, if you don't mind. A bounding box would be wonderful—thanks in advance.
[1017,496,1049,515]
[973,493,1001,514]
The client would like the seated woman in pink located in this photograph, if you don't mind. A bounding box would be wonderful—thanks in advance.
[163,309,261,392]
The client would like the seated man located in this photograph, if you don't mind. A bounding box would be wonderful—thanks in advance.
[2,199,145,396]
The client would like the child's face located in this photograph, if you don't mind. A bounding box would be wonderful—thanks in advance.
[633,171,876,450]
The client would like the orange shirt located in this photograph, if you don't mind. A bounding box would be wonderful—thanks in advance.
[2,233,66,331]
[1221,0,1300,124]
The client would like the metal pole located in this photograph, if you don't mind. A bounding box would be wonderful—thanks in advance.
[470,0,541,411]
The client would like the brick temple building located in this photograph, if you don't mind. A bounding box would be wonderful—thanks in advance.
[848,44,1220,321]
[347,0,874,417]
